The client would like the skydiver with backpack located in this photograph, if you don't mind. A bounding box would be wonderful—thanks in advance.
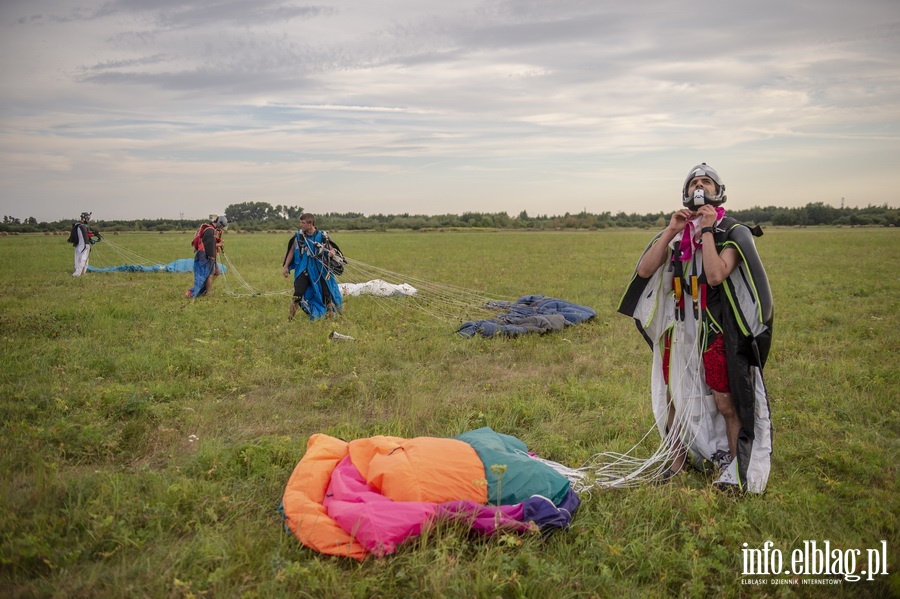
[186,215,227,298]
[282,213,345,321]
[68,212,99,276]
[618,163,774,494]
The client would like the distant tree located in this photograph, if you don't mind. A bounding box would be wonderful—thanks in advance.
[224,202,276,222]
[494,212,511,228]
[805,202,836,225]
[771,209,796,226]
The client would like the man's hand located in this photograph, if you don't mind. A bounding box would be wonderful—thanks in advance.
[666,209,694,233]
[696,205,718,228]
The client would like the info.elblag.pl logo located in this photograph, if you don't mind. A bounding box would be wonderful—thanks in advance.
[741,540,889,585]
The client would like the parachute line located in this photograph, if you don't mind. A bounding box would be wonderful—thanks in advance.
[88,237,160,268]
[558,333,715,492]
[219,252,509,323]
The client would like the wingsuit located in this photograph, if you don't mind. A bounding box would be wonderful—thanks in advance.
[283,229,343,321]
[618,215,774,493]
[68,212,95,276]
[187,217,225,298]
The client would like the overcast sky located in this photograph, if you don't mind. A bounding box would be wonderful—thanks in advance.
[1,0,898,222]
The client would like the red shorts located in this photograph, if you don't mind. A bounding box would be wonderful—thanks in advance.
[662,332,730,393]
[702,335,730,393]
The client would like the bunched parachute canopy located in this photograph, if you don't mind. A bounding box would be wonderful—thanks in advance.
[280,427,580,560]
[457,295,596,338]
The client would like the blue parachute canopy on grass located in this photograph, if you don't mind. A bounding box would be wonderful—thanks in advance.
[457,295,596,338]
[88,258,226,274]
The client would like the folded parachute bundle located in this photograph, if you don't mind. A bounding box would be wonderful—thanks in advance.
[457,295,596,338]
[280,427,580,559]
[338,279,418,297]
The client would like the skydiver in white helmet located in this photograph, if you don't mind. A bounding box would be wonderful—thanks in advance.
[68,211,95,276]
[618,163,774,494]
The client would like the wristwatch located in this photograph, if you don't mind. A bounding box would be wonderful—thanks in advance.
[700,226,716,235]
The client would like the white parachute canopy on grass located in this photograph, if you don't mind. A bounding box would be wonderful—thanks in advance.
[339,280,418,297]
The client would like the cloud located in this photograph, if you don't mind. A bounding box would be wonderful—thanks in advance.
[0,0,898,221]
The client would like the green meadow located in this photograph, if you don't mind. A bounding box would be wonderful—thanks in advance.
[1,228,897,598]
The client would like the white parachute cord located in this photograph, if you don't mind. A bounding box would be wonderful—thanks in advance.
[573,324,711,490]
[339,258,507,323]
[342,258,483,302]
[519,452,593,496]
[205,243,511,323]
[352,259,502,310]
[86,236,504,323]
[575,421,674,490]
[88,237,161,268]
[217,250,285,297]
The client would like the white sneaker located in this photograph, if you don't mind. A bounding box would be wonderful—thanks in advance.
[711,449,733,471]
[713,459,741,493]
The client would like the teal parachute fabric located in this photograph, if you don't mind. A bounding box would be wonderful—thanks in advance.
[455,427,571,505]
[88,258,226,274]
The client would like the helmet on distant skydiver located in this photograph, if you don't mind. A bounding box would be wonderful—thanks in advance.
[214,215,228,229]
[80,212,92,223]
[682,163,727,209]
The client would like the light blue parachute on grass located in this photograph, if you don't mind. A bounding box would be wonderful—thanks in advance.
[87,258,226,274]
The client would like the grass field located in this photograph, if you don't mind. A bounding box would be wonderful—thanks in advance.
[1,227,897,598]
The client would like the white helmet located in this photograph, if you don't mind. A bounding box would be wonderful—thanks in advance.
[682,163,726,209]
[214,215,228,229]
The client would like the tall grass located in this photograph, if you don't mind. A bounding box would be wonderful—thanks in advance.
[1,228,897,598]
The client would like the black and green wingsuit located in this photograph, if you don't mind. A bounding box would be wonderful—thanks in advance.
[618,217,774,493]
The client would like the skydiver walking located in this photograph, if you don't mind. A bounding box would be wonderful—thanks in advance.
[282,213,344,321]
[68,211,97,276]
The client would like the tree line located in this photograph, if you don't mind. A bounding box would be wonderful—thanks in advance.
[2,201,897,234]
